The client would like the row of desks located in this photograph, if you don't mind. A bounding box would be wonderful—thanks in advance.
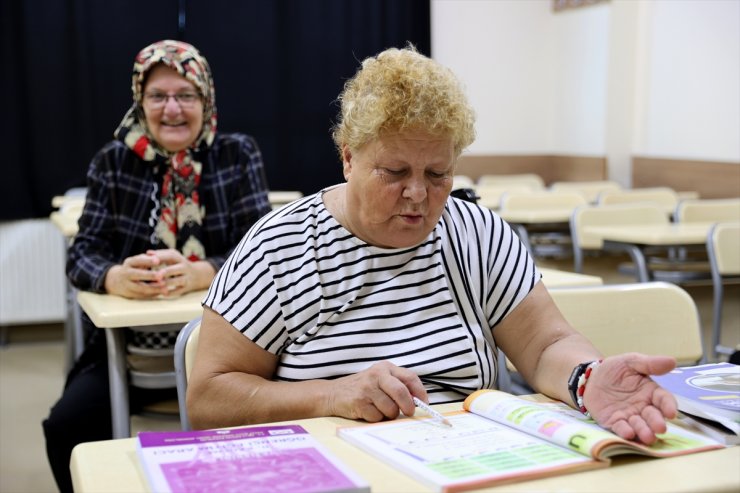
[586,222,715,282]
[498,205,717,283]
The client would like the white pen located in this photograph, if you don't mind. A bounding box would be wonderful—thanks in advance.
[412,396,453,427]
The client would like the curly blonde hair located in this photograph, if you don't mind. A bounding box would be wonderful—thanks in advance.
[332,45,476,160]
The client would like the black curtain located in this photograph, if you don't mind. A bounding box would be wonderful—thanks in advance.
[0,0,430,220]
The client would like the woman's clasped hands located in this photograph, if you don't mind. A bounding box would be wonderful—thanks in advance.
[103,248,214,299]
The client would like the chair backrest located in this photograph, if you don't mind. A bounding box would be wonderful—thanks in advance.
[569,203,668,272]
[268,191,303,210]
[550,180,622,203]
[597,187,678,212]
[549,282,704,365]
[475,184,536,210]
[477,173,545,190]
[174,316,202,431]
[675,198,740,223]
[64,186,88,198]
[706,222,740,359]
[499,190,587,211]
[452,174,475,189]
[708,222,740,275]
[60,198,85,217]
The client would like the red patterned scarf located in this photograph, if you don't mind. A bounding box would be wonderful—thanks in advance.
[114,40,217,261]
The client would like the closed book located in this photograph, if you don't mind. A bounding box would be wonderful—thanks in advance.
[137,425,370,493]
[652,362,740,436]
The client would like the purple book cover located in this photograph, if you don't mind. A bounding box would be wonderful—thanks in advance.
[651,363,740,417]
[138,425,307,448]
[137,425,370,493]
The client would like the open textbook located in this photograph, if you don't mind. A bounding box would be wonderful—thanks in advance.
[338,390,724,493]
[137,425,370,493]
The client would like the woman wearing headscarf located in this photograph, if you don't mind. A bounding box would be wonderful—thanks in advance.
[43,40,272,492]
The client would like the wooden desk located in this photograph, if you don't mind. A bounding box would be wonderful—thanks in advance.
[49,208,84,372]
[497,208,576,257]
[539,268,602,288]
[498,208,574,224]
[77,290,207,439]
[50,195,84,238]
[268,190,303,210]
[49,210,80,238]
[583,223,713,282]
[70,402,740,493]
[52,194,86,209]
[677,191,701,201]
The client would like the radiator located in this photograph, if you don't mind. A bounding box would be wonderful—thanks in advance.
[0,219,67,325]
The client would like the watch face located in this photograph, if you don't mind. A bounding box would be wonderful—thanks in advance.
[568,363,588,389]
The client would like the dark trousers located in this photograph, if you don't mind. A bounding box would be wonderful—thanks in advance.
[42,322,176,493]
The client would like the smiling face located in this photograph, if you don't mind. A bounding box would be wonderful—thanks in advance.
[341,130,455,248]
[142,64,204,152]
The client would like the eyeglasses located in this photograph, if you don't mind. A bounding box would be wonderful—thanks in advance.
[143,91,201,109]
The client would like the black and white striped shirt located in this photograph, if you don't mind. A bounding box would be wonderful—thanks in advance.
[204,188,540,403]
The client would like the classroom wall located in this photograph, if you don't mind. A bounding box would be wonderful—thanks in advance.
[638,1,740,161]
[431,0,740,188]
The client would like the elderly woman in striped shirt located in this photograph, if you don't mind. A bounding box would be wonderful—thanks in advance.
[191,45,677,446]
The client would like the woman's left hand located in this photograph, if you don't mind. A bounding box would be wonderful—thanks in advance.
[146,249,216,296]
[583,353,677,445]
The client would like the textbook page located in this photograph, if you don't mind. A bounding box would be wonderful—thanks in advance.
[464,390,724,459]
[338,411,603,493]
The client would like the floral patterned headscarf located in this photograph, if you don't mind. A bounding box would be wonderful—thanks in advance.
[114,40,217,260]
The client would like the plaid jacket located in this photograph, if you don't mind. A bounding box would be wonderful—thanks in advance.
[67,133,272,292]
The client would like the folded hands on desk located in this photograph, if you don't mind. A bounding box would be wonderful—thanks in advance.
[103,248,215,299]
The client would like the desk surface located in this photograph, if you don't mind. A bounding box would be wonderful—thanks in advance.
[539,268,602,287]
[70,401,740,493]
[77,290,206,328]
[584,222,713,246]
[498,207,575,224]
[52,194,86,209]
[268,190,303,204]
[49,210,80,238]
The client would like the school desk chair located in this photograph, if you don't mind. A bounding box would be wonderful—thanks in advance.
[707,222,740,360]
[174,316,202,431]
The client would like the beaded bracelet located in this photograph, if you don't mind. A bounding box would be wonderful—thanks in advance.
[575,359,603,418]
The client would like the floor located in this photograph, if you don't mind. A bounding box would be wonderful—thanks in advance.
[0,254,738,493]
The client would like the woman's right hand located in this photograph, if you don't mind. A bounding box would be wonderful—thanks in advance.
[326,361,427,423]
[103,252,170,299]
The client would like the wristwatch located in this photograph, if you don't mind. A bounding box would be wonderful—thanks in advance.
[567,361,597,409]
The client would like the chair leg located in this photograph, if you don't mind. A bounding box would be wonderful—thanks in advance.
[711,279,734,360]
[712,281,721,361]
[513,225,533,256]
[574,248,583,273]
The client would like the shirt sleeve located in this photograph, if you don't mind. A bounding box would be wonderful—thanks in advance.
[203,227,291,355]
[484,211,541,328]
[65,145,123,292]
